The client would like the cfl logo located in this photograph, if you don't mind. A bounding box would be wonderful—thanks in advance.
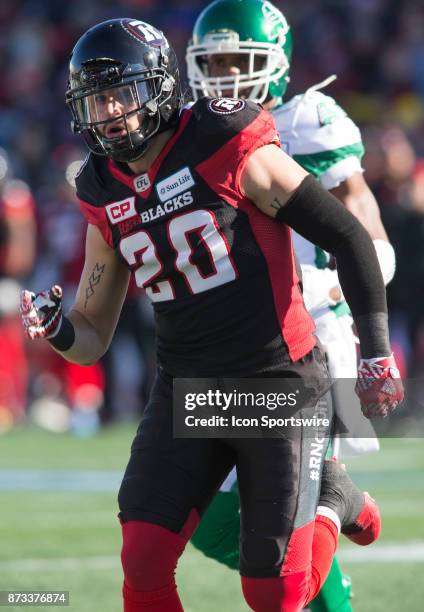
[106,197,137,224]
[134,173,151,193]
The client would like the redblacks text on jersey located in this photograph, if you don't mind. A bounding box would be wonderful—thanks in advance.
[76,98,316,376]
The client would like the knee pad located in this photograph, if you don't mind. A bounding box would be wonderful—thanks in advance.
[242,573,309,612]
[240,532,286,577]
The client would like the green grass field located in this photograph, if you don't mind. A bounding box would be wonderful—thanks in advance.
[0,425,423,611]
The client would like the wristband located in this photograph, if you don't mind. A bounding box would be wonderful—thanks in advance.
[354,312,391,358]
[47,316,75,351]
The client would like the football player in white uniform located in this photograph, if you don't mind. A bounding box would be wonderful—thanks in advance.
[186,1,396,610]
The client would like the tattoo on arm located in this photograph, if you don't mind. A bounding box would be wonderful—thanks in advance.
[84,263,106,309]
[270,197,285,211]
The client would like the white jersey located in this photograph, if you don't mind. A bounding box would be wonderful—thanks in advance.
[273,90,364,322]
[219,92,376,492]
[273,90,378,453]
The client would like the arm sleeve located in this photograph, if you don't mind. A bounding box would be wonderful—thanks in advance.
[276,175,390,357]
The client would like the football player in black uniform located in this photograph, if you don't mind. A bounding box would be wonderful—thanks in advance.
[21,19,403,612]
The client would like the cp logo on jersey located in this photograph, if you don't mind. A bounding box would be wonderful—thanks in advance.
[106,197,137,225]
[208,98,246,115]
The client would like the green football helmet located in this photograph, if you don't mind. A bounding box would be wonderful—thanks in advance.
[186,0,292,103]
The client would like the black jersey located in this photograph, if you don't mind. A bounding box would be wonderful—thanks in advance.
[76,97,316,376]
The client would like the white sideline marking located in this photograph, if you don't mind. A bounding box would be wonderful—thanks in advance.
[0,543,424,573]
[1,467,423,492]
[338,542,424,562]
[0,556,120,572]
[0,469,122,492]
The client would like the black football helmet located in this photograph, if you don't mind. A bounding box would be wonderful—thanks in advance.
[66,18,182,162]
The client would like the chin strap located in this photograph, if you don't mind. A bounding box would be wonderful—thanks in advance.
[303,73,338,96]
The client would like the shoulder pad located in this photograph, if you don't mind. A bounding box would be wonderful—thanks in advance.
[275,90,362,157]
[75,154,114,247]
[302,91,348,128]
[194,98,279,208]
[191,97,263,137]
[75,153,109,206]
[276,91,354,131]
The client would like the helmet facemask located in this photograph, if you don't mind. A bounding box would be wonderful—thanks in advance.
[67,63,176,162]
[187,0,292,103]
[187,29,290,104]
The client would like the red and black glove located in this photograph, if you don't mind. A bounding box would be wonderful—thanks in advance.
[355,355,404,418]
[20,285,63,340]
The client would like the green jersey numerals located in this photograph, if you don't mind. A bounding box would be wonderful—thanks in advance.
[317,100,347,126]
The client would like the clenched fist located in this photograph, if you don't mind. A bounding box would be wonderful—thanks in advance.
[355,355,404,418]
[20,285,63,340]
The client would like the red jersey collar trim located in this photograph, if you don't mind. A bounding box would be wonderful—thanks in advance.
[107,108,193,197]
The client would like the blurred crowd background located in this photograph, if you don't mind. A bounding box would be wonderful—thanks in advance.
[1,0,423,434]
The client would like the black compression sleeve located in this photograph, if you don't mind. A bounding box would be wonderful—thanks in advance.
[275,175,390,357]
[48,316,75,352]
